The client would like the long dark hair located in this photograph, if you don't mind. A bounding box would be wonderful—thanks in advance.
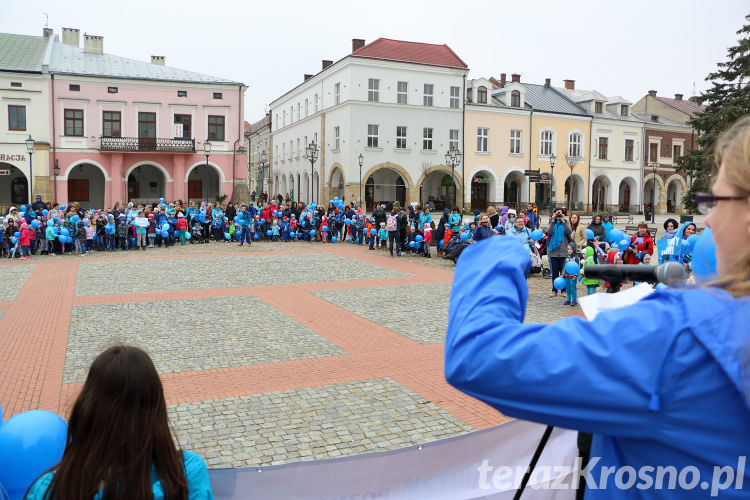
[34,346,187,500]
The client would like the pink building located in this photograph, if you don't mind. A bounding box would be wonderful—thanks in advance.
[49,29,246,208]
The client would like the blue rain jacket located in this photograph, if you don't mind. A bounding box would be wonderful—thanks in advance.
[444,237,750,499]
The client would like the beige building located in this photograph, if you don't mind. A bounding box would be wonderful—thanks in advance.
[245,113,272,201]
[632,90,704,126]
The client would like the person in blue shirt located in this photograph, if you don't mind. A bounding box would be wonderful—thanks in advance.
[444,116,750,498]
[25,345,213,500]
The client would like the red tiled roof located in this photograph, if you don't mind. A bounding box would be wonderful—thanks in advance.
[244,121,251,132]
[655,96,705,119]
[351,38,468,70]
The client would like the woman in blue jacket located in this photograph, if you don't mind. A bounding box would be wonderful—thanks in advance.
[444,116,750,498]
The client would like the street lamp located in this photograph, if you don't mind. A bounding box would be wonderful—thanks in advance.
[445,148,462,209]
[259,151,268,202]
[53,159,60,204]
[650,162,658,223]
[358,153,364,208]
[25,135,34,204]
[549,153,557,210]
[306,141,319,204]
[203,141,212,202]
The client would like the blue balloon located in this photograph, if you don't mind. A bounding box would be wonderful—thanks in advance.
[531,230,544,242]
[345,218,351,225]
[266,230,272,236]
[254,233,259,240]
[185,232,191,239]
[553,277,567,290]
[20,205,27,212]
[586,229,595,240]
[13,231,20,239]
[617,238,631,251]
[260,218,265,224]
[59,204,66,210]
[224,232,231,240]
[564,261,580,275]
[71,215,79,223]
[53,216,59,222]
[409,241,416,248]
[460,232,469,241]
[321,225,328,232]
[161,223,170,231]
[416,234,424,242]
[83,220,89,227]
[334,197,339,201]
[10,236,17,244]
[332,236,338,243]
[46,220,54,227]
[609,229,624,243]
[159,197,165,203]
[370,228,377,236]
[41,209,48,216]
[0,409,67,499]
[687,233,699,251]
[161,230,169,238]
[60,228,69,237]
[31,220,40,228]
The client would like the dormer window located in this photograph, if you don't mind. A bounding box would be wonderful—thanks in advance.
[477,86,487,104]
[620,105,628,116]
[595,101,603,113]
[511,90,521,107]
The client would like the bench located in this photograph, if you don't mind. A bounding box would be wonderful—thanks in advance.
[625,225,658,239]
[611,214,635,225]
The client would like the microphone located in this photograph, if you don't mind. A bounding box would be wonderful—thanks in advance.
[584,262,686,286]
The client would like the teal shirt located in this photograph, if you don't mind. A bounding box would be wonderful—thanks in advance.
[25,450,213,500]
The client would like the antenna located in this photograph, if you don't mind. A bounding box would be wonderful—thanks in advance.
[44,12,49,28]
[692,82,696,96]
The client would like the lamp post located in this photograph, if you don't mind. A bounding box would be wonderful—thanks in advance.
[549,153,556,211]
[25,135,34,204]
[651,162,657,223]
[203,141,212,202]
[259,151,268,202]
[306,141,319,204]
[53,159,60,204]
[358,153,364,208]
[444,148,462,209]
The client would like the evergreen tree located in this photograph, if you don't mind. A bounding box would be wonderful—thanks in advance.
[677,14,750,210]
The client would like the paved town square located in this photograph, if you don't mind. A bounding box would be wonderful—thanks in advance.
[0,242,581,469]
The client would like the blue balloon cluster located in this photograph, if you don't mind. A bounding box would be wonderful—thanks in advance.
[586,229,595,240]
[460,232,469,241]
[553,277,567,290]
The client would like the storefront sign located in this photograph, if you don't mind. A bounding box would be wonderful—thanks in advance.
[0,153,26,162]
[0,169,9,175]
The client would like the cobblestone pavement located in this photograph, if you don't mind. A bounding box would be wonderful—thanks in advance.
[0,263,36,300]
[75,252,409,296]
[168,377,473,468]
[64,296,345,383]
[313,283,452,344]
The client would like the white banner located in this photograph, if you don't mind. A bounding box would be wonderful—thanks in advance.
[208,420,578,500]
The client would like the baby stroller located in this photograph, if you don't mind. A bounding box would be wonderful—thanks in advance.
[442,238,471,264]
[191,224,205,244]
[529,241,546,276]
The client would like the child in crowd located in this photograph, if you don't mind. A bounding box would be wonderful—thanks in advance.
[407,226,418,256]
[563,243,579,306]
[116,216,129,250]
[85,220,95,253]
[191,220,203,244]
[581,246,599,295]
[320,216,328,243]
[76,220,87,256]
[45,219,57,256]
[378,222,388,250]
[176,212,188,245]
[0,218,7,258]
[423,223,432,258]
[271,219,280,241]
[281,217,290,242]
[366,219,376,250]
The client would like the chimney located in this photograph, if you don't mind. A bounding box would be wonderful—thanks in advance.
[564,79,575,90]
[151,55,165,66]
[352,38,365,52]
[83,34,103,54]
[500,73,506,88]
[674,93,683,101]
[322,60,333,70]
[648,90,657,97]
[304,74,313,81]
[511,73,521,83]
[43,27,53,38]
[544,78,551,87]
[62,27,80,47]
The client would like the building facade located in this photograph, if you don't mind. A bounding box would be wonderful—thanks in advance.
[269,38,468,210]
[245,113,272,200]
[0,31,53,208]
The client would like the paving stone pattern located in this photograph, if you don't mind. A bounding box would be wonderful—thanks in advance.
[313,282,452,344]
[75,253,409,296]
[167,378,473,468]
[63,296,344,383]
[0,264,36,300]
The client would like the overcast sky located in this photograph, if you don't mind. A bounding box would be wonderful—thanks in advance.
[2,0,747,123]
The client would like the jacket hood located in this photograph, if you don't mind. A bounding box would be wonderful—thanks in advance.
[675,222,696,240]
[584,246,594,259]
[500,206,509,215]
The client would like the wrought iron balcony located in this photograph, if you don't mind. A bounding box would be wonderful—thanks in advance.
[100,137,196,153]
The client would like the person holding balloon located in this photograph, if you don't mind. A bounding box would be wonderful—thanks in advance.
[561,243,581,306]
[18,221,32,259]
[624,222,654,265]
[546,208,573,297]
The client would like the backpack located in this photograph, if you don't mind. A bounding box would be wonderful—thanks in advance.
[356,217,365,230]
[386,214,398,231]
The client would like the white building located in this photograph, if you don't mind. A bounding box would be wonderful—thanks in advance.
[269,38,468,209]
[556,82,644,213]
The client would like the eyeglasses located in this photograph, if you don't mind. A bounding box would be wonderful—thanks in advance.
[695,192,747,214]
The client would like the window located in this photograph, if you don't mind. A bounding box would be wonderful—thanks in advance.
[290,106,294,122]
[8,105,26,131]
[476,127,488,152]
[208,115,225,141]
[138,112,156,138]
[334,83,340,105]
[510,130,521,154]
[10,81,22,88]
[213,92,223,100]
[289,140,293,159]
[64,109,84,136]
[107,87,118,94]
[275,145,279,162]
[598,137,608,160]
[103,111,121,137]
[595,101,603,113]
[334,126,340,149]
[568,132,582,158]
[314,93,319,112]
[367,124,379,148]
[477,86,487,104]
[67,179,89,202]
[173,114,191,139]
[282,110,286,127]
[368,78,379,102]
[444,87,458,110]
[449,129,459,152]
[305,99,309,117]
[282,143,286,161]
[423,127,433,150]
[620,105,628,116]
[397,81,408,105]
[296,103,300,120]
[297,138,300,157]
[649,143,659,163]
[540,129,554,156]
[177,90,187,97]
[625,139,634,161]
[69,84,80,91]
[511,91,521,107]
[673,144,682,161]
[423,84,434,106]
[396,126,407,149]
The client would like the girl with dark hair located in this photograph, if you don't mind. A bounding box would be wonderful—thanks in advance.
[25,345,212,500]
